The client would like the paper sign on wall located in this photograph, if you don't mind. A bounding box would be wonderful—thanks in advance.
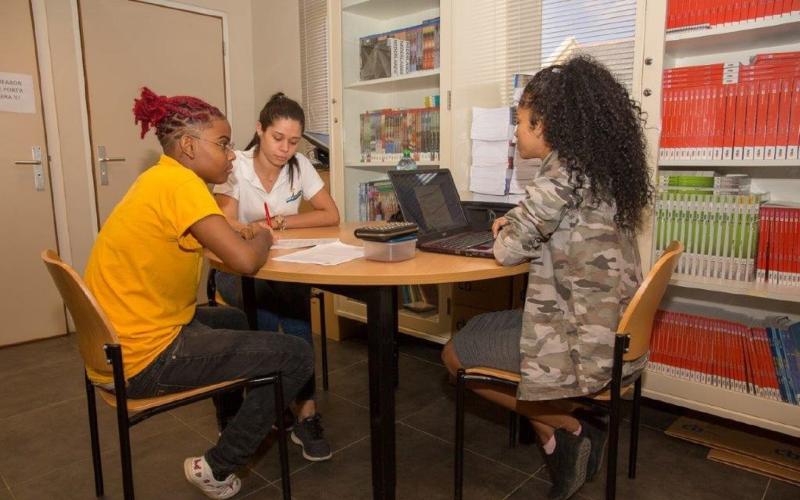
[0,72,36,114]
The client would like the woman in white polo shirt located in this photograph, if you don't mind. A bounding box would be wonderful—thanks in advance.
[213,92,339,462]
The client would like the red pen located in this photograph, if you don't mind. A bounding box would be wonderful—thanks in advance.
[264,202,272,226]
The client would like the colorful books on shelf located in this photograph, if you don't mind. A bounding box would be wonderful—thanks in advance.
[659,50,800,162]
[755,201,800,286]
[649,309,800,405]
[359,107,440,163]
[358,17,440,81]
[358,179,400,222]
[653,178,766,281]
[666,0,800,33]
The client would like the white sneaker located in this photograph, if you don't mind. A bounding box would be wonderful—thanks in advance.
[183,456,241,499]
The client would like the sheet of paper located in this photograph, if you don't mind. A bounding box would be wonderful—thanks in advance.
[471,107,512,141]
[469,165,508,195]
[272,241,364,266]
[472,139,510,167]
[271,238,339,250]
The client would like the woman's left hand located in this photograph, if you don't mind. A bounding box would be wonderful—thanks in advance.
[492,216,509,238]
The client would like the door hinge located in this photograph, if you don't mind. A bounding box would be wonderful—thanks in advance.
[447,90,451,110]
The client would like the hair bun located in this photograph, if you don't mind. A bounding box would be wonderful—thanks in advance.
[132,87,169,139]
[268,92,287,103]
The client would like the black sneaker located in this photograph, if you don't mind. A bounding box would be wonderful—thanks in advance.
[290,414,333,461]
[271,407,295,432]
[578,418,607,481]
[542,429,590,500]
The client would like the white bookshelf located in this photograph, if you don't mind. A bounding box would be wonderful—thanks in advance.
[344,69,440,92]
[329,0,453,342]
[346,160,440,168]
[659,159,800,168]
[643,371,800,437]
[665,13,800,59]
[670,275,800,304]
[642,1,800,437]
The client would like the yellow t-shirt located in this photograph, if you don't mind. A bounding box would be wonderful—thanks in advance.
[84,155,223,383]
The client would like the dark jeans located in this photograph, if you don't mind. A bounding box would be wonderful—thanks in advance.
[126,306,313,478]
[216,271,316,401]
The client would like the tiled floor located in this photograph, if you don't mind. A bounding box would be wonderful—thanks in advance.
[0,331,797,499]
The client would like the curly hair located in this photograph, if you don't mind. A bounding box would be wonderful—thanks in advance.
[518,55,653,231]
[132,87,224,148]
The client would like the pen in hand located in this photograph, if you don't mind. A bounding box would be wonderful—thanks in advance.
[264,202,272,227]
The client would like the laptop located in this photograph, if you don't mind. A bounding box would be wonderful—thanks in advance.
[387,168,496,258]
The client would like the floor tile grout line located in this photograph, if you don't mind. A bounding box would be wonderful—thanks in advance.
[324,388,370,411]
[324,390,370,412]
[500,474,539,500]
[265,434,372,487]
[0,394,86,423]
[397,350,445,369]
[1,473,17,500]
[396,394,447,423]
[317,357,368,378]
[397,421,536,477]
[761,478,770,500]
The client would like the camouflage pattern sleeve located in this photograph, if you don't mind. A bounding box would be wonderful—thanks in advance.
[493,159,578,266]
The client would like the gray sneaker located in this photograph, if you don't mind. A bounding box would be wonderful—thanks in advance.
[290,414,333,461]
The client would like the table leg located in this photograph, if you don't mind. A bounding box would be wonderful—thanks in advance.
[241,276,258,330]
[365,285,398,500]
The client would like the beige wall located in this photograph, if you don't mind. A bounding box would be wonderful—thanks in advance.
[251,0,303,124]
[38,0,300,274]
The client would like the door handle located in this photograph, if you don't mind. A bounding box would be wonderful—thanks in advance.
[97,145,126,185]
[14,146,45,191]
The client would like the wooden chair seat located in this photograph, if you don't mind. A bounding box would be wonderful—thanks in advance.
[463,367,635,400]
[42,250,292,500]
[453,241,683,500]
[96,379,243,413]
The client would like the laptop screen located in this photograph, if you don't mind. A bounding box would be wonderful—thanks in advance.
[388,169,470,237]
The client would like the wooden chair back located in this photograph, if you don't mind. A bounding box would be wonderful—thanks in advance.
[617,241,683,361]
[41,250,118,380]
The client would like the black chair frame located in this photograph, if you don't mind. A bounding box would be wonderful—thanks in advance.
[455,333,638,500]
[86,343,292,500]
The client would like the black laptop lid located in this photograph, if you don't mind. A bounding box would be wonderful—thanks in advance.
[388,168,471,241]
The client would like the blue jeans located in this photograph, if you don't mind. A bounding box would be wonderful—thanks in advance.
[126,306,313,478]
[216,271,316,401]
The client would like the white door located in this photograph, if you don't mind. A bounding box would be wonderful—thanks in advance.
[78,0,227,224]
[0,0,67,345]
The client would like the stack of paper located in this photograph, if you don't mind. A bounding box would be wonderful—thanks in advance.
[272,241,364,266]
[471,107,512,141]
[469,165,507,195]
[470,107,513,195]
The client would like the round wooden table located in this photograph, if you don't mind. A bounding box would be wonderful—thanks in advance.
[207,223,528,500]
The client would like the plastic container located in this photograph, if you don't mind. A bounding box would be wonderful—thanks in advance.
[363,238,417,262]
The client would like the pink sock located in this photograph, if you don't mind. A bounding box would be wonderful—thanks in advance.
[543,434,556,455]
[572,424,582,436]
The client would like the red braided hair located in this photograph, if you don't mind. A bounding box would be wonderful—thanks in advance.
[132,87,224,147]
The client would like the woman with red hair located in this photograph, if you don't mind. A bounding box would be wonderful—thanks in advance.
[84,87,313,499]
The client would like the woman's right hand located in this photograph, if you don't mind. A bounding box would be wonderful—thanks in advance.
[492,216,509,238]
[241,221,273,243]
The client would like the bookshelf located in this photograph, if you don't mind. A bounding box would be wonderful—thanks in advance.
[642,0,800,436]
[329,0,456,343]
[670,275,800,304]
[330,0,450,222]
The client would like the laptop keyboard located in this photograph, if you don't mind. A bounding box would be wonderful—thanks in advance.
[432,231,494,250]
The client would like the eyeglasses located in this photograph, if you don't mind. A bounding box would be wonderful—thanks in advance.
[189,135,235,153]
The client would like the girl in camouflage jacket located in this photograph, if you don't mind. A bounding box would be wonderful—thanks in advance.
[442,55,654,500]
